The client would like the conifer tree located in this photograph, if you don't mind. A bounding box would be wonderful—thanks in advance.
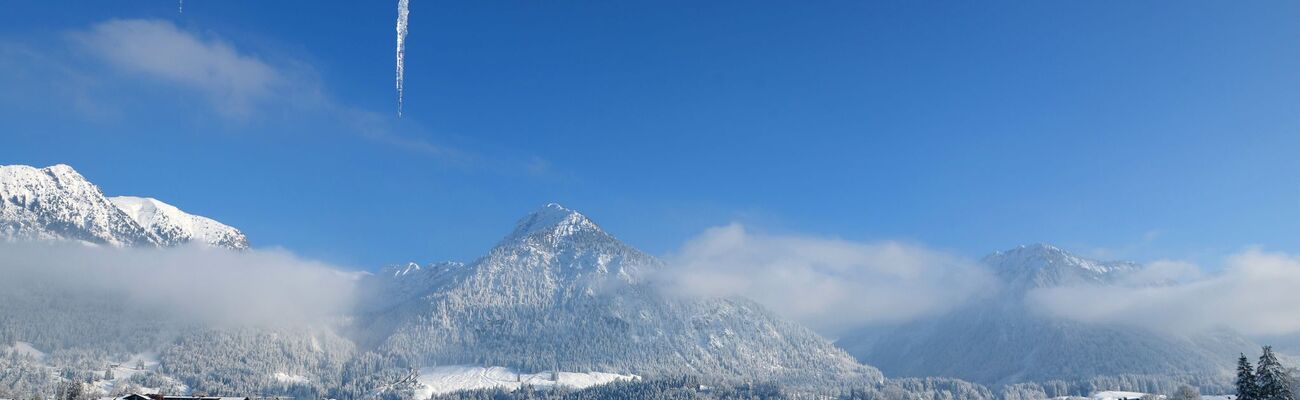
[1242,353,1261,400]
[1258,346,1295,400]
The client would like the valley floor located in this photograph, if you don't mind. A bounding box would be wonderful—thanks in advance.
[413,365,638,398]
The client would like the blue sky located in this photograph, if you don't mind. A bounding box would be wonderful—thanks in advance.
[2,1,1299,269]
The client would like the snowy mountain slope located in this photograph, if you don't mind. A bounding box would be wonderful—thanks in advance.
[839,244,1253,386]
[355,261,467,313]
[0,164,246,250]
[0,164,157,247]
[355,204,880,389]
[109,196,248,250]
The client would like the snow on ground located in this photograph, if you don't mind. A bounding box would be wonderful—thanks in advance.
[91,352,162,395]
[1091,391,1154,400]
[413,365,638,398]
[1053,391,1233,400]
[273,372,311,384]
[5,341,47,360]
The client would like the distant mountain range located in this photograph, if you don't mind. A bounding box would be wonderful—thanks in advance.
[0,164,1263,398]
[837,244,1255,386]
[0,164,877,399]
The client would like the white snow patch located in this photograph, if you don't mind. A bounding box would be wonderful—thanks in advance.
[1054,391,1232,400]
[273,372,311,384]
[413,365,638,398]
[1091,391,1155,400]
[5,341,46,360]
[92,353,162,395]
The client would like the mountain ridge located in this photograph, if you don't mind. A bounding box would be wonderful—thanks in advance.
[0,164,247,250]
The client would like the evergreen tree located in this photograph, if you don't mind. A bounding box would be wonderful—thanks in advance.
[1258,346,1295,400]
[1242,354,1261,400]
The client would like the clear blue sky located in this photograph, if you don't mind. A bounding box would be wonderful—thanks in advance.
[2,1,1299,269]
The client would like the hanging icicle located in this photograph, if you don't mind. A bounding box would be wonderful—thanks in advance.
[395,0,410,117]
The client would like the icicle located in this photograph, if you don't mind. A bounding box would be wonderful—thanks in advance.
[395,0,410,117]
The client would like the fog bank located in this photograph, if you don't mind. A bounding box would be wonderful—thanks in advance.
[0,242,359,326]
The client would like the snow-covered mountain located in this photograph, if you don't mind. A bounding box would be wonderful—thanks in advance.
[0,164,246,250]
[838,244,1253,386]
[353,203,880,391]
[109,196,248,250]
[0,202,878,399]
[988,244,1140,290]
[0,164,157,247]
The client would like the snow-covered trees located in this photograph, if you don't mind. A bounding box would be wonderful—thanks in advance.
[1238,346,1295,400]
[1171,385,1201,400]
[1257,347,1295,400]
[1241,354,1261,400]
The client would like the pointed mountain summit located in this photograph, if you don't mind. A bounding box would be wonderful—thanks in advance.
[353,204,879,391]
[507,203,605,240]
[0,164,248,250]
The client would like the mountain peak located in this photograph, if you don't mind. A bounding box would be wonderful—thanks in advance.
[0,164,155,247]
[506,203,605,241]
[995,243,1071,260]
[0,164,248,250]
[984,243,1138,289]
[42,163,79,176]
[1,164,93,190]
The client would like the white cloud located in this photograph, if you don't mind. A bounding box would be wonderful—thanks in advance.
[1029,248,1300,336]
[73,19,284,117]
[659,224,997,336]
[0,242,359,327]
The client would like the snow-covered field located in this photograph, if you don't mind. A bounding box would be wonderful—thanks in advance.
[413,365,638,398]
[1090,391,1152,400]
[92,352,166,394]
[2,342,174,396]
[1054,391,1235,400]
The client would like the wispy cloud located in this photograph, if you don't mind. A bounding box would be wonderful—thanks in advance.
[1030,248,1300,336]
[658,224,996,336]
[2,19,452,160]
[72,19,284,118]
[0,19,557,175]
